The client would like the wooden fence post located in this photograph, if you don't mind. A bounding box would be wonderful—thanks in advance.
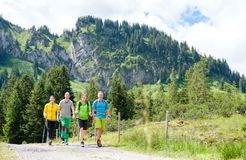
[165,111,169,138]
[118,112,121,143]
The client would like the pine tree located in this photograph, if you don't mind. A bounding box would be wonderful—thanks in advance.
[33,60,39,80]
[108,71,134,120]
[24,74,49,143]
[134,83,146,120]
[152,81,167,121]
[59,65,74,101]
[0,74,16,137]
[3,85,21,143]
[168,69,178,104]
[0,92,4,136]
[0,69,8,88]
[47,64,74,102]
[86,76,99,103]
[145,91,153,121]
[3,75,33,143]
[185,58,210,104]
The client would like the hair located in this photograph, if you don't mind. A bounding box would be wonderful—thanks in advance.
[80,92,87,97]
[98,91,104,94]
[50,95,55,99]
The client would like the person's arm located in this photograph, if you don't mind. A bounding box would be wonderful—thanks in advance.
[71,102,75,119]
[58,101,62,118]
[56,104,60,122]
[91,101,95,117]
[106,102,111,122]
[75,102,79,114]
[89,102,92,115]
[43,104,47,119]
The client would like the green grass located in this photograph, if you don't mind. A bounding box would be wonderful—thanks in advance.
[11,30,32,52]
[81,24,96,34]
[0,56,39,77]
[36,41,53,53]
[0,143,17,160]
[56,37,71,53]
[97,114,246,160]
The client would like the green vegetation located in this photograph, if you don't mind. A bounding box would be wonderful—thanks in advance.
[0,65,73,143]
[0,143,17,160]
[56,37,71,53]
[2,15,246,90]
[11,30,32,52]
[70,80,88,94]
[1,15,246,160]
[99,115,246,160]
[0,56,37,77]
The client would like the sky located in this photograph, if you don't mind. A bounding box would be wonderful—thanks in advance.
[0,0,246,75]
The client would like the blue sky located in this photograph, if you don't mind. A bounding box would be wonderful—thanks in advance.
[180,6,209,26]
[0,0,246,75]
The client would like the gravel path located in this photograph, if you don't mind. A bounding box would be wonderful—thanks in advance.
[9,143,173,160]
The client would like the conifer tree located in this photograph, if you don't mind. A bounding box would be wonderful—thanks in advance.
[86,76,99,103]
[24,74,49,143]
[108,71,134,120]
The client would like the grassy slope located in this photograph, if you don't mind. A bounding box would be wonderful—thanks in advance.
[96,115,246,160]
[0,57,36,77]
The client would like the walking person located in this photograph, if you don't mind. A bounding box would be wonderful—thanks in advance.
[92,91,111,147]
[75,93,91,147]
[58,92,75,145]
[43,95,60,145]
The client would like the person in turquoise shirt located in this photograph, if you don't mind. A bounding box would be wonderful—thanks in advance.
[92,91,111,147]
[75,93,91,147]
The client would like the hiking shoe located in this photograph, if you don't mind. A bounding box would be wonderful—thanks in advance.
[48,140,52,146]
[65,142,68,145]
[61,141,65,144]
[81,141,84,147]
[97,139,102,147]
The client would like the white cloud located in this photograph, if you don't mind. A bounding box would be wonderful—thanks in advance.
[0,0,246,75]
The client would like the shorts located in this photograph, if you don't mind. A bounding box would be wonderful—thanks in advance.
[78,119,88,130]
[95,117,106,131]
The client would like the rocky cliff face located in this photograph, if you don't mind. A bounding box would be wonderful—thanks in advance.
[0,17,153,87]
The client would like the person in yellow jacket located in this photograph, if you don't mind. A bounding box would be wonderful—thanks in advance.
[43,95,60,145]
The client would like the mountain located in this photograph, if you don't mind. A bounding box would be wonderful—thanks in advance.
[0,15,245,91]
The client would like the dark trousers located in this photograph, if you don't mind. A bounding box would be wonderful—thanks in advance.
[45,120,56,141]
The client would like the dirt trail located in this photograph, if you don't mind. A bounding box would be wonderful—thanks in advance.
[9,143,173,160]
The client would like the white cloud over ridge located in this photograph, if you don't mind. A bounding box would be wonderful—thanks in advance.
[0,0,246,75]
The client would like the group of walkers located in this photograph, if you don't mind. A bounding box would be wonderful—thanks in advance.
[43,91,111,147]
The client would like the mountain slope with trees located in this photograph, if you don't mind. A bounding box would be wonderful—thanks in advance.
[0,15,245,91]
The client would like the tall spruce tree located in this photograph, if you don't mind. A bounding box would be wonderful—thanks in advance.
[168,69,178,104]
[86,76,99,103]
[134,83,146,120]
[185,58,210,104]
[152,81,167,121]
[3,75,33,143]
[24,74,49,143]
[108,71,134,120]
[47,64,74,102]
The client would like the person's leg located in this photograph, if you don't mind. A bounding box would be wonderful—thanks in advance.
[81,120,87,142]
[60,117,66,142]
[78,119,84,142]
[97,128,102,140]
[45,120,51,141]
[95,118,103,147]
[50,121,55,139]
[64,118,71,143]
